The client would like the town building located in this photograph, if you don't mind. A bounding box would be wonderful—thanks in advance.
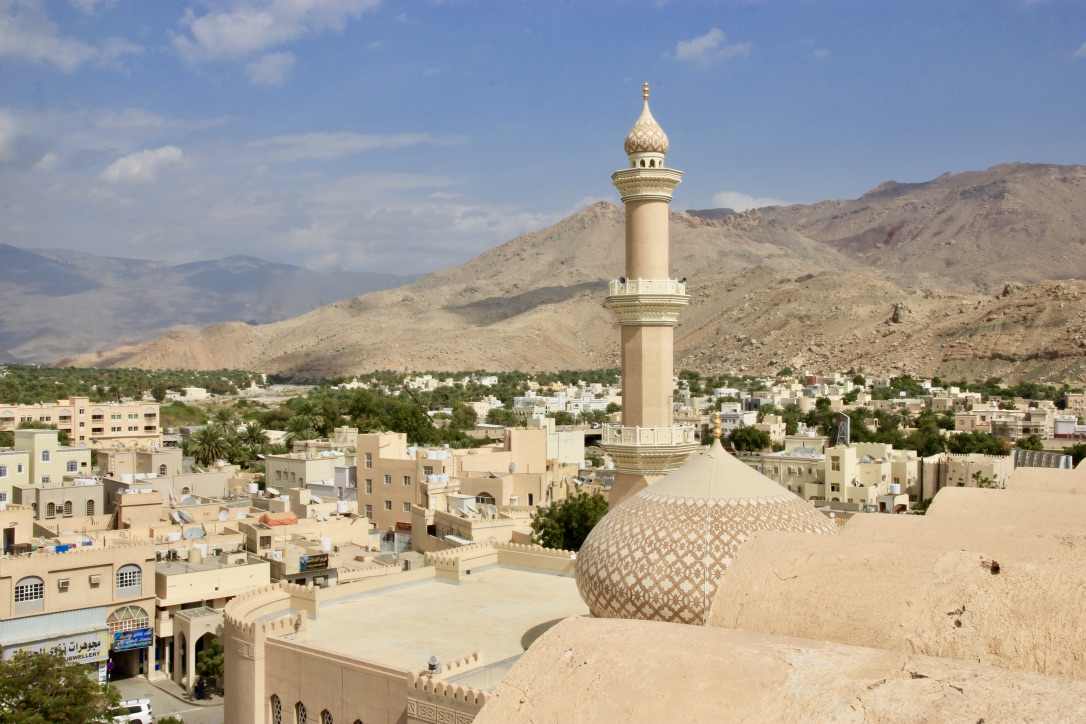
[0,396,161,448]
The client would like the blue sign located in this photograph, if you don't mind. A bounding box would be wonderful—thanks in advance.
[113,628,152,652]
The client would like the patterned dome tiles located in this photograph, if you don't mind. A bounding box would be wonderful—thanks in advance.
[624,102,670,156]
[576,482,839,626]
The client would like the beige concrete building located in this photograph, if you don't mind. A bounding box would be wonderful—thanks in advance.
[600,85,700,505]
[0,396,161,448]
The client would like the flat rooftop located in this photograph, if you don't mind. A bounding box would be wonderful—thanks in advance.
[304,567,588,681]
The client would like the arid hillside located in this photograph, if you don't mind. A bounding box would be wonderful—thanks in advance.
[63,163,1086,383]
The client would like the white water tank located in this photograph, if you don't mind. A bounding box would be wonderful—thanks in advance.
[889,483,901,495]
[336,500,349,514]
[188,547,203,565]
[320,537,332,552]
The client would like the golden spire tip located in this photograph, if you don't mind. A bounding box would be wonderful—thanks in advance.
[643,82,650,101]
[712,412,722,441]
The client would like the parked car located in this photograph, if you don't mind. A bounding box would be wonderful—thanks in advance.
[111,698,154,724]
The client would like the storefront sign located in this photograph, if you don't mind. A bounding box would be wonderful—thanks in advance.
[299,553,328,571]
[3,632,106,663]
[112,628,153,652]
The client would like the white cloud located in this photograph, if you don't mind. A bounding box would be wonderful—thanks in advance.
[0,0,141,71]
[32,151,57,170]
[813,48,830,59]
[98,146,184,184]
[1074,41,1086,59]
[711,190,793,212]
[0,109,19,161]
[173,0,380,63]
[668,28,750,67]
[247,51,295,85]
[248,131,463,162]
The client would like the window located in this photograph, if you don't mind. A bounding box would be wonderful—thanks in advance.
[16,464,22,473]
[476,492,496,506]
[365,479,372,494]
[423,466,434,476]
[270,695,282,724]
[296,702,307,724]
[830,484,840,493]
[0,466,6,478]
[181,487,190,495]
[40,476,51,484]
[276,471,282,481]
[403,502,411,513]
[159,464,167,476]
[403,475,411,486]
[14,576,44,613]
[86,500,95,516]
[66,460,78,473]
[63,501,72,517]
[384,500,392,511]
[321,710,333,724]
[365,453,372,469]
[364,504,372,518]
[46,502,56,518]
[383,475,391,485]
[290,472,296,483]
[116,564,142,596]
[40,450,50,463]
[831,456,841,472]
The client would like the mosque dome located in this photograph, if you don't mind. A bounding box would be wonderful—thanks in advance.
[575,436,838,625]
[624,86,669,156]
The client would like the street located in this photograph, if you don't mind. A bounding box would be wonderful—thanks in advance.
[112,676,224,724]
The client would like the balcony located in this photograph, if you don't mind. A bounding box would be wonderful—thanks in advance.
[605,278,689,326]
[600,423,701,475]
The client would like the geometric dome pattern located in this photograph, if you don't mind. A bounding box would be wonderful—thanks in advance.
[624,101,669,156]
[576,440,838,626]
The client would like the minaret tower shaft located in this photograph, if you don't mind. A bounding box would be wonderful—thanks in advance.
[602,84,700,507]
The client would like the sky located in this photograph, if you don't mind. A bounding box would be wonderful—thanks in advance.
[1,0,1084,276]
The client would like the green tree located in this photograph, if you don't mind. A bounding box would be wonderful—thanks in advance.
[150,382,169,403]
[188,426,229,467]
[209,407,238,436]
[728,426,771,452]
[1066,443,1086,466]
[196,638,225,691]
[552,411,576,426]
[14,420,71,445]
[1015,434,1044,452]
[240,421,269,452]
[0,650,120,723]
[486,408,518,427]
[449,405,478,430]
[972,470,1000,489]
[531,490,608,552]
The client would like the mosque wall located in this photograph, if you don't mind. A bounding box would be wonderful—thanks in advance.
[926,486,1086,525]
[706,531,1086,680]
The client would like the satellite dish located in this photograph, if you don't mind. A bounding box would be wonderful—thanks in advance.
[177,510,194,524]
[309,495,323,504]
[180,496,199,506]
[265,487,280,497]
[170,512,183,524]
[218,510,230,521]
[508,462,516,474]
[183,527,204,540]
[236,510,246,519]
[38,536,46,545]
[427,655,439,672]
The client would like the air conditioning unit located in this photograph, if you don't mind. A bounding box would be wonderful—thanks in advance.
[58,579,70,591]
[89,574,101,585]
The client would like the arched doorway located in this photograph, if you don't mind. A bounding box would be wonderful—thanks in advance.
[107,605,151,678]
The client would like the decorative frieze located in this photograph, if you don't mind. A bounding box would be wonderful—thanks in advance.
[611,168,682,202]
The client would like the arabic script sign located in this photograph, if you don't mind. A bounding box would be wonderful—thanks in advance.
[112,628,153,652]
[299,553,328,571]
[3,632,107,663]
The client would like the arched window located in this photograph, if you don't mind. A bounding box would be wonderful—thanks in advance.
[66,460,78,473]
[296,702,308,724]
[181,487,190,495]
[159,464,167,476]
[46,502,56,518]
[63,501,72,517]
[14,576,44,614]
[86,500,95,516]
[115,564,142,597]
[321,710,333,724]
[270,695,282,724]
[0,466,6,478]
[476,492,496,506]
[40,450,50,462]
[107,605,149,635]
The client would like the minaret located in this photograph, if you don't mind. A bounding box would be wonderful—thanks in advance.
[602,84,700,507]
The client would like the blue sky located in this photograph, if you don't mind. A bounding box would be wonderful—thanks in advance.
[1,0,1084,275]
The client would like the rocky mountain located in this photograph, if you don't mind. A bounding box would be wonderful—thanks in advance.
[0,248,419,363]
[60,163,1086,383]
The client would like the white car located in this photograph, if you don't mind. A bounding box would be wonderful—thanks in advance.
[111,698,155,724]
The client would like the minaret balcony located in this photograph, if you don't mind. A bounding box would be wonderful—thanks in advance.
[605,278,689,325]
[600,423,701,475]
[611,167,683,202]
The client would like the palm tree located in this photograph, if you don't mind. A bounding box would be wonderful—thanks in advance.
[189,426,229,467]
[210,407,238,436]
[239,421,269,453]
